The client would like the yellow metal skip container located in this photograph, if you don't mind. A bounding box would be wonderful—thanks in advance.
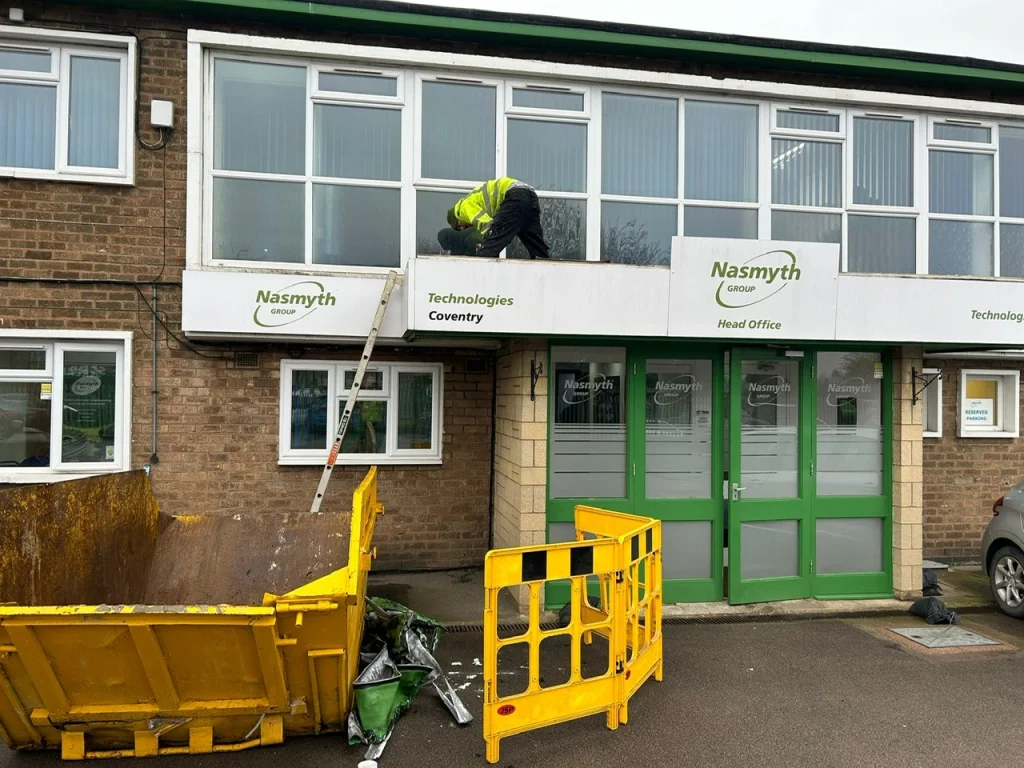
[0,468,382,760]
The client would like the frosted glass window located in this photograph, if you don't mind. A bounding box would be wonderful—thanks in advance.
[662,522,712,580]
[550,347,627,499]
[600,202,676,266]
[602,93,677,198]
[685,100,758,203]
[68,56,120,169]
[816,518,883,574]
[507,119,586,193]
[509,198,586,261]
[212,178,304,263]
[740,360,799,499]
[772,211,841,244]
[684,207,758,240]
[416,190,464,255]
[740,521,798,579]
[313,185,400,267]
[314,104,401,181]
[1000,223,1024,278]
[929,220,993,276]
[421,81,495,181]
[816,352,883,496]
[848,215,916,274]
[645,359,713,499]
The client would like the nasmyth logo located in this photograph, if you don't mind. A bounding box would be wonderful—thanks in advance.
[562,374,615,405]
[747,377,791,407]
[826,378,872,407]
[253,281,337,328]
[652,375,703,406]
[712,250,801,309]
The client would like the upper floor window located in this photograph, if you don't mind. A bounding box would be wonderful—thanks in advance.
[0,27,134,184]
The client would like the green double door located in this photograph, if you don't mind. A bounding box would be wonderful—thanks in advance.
[547,344,892,606]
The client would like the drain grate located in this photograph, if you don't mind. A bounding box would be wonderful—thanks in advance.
[888,626,1000,649]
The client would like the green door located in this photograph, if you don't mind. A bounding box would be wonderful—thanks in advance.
[727,350,812,604]
[632,347,724,603]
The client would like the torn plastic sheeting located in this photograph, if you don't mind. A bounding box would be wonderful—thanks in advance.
[908,596,960,625]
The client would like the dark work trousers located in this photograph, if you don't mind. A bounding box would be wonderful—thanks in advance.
[477,187,550,259]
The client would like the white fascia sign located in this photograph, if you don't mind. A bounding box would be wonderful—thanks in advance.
[668,237,840,340]
[181,270,408,341]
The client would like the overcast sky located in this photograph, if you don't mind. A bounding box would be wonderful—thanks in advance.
[401,0,1024,67]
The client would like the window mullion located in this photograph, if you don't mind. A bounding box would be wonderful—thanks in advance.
[49,344,65,471]
[305,64,315,267]
[757,100,771,238]
[917,117,930,274]
[587,90,602,262]
[54,45,69,173]
[994,124,1002,277]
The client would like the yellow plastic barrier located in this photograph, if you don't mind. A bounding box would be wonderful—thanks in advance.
[0,468,383,760]
[483,505,663,763]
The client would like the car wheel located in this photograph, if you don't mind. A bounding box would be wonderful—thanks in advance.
[990,545,1024,619]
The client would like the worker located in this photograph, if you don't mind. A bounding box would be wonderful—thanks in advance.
[443,178,550,259]
[436,222,482,256]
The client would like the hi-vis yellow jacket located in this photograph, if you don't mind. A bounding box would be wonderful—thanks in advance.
[453,177,520,234]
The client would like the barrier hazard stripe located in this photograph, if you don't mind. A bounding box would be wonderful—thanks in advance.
[484,540,618,589]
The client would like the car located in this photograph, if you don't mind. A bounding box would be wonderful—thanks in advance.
[981,478,1024,618]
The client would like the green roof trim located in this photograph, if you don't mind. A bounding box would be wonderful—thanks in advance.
[97,0,1024,89]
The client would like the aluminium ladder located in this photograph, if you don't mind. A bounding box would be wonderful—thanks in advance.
[309,270,400,514]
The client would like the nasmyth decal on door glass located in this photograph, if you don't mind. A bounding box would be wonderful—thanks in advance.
[669,237,840,340]
[253,281,337,328]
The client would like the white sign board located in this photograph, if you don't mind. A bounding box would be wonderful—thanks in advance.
[668,238,840,340]
[181,270,408,341]
[964,398,995,426]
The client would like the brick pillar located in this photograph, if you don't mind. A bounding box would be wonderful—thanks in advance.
[492,338,548,610]
[892,346,924,600]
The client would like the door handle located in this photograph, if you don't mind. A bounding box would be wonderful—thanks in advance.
[731,483,746,502]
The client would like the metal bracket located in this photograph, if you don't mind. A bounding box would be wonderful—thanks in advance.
[530,358,544,401]
[911,367,941,405]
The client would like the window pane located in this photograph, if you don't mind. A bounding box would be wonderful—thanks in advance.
[0,83,56,169]
[290,370,328,450]
[777,110,840,132]
[1000,223,1024,278]
[507,119,586,192]
[964,377,1000,429]
[344,370,384,390]
[929,150,993,215]
[645,359,713,499]
[1000,126,1024,218]
[685,101,758,203]
[313,184,400,267]
[602,93,677,198]
[68,56,120,169]
[929,220,993,276]
[684,206,757,239]
[740,360,800,499]
[816,352,883,496]
[935,123,990,143]
[771,210,841,244]
[314,105,400,181]
[923,372,941,435]
[848,215,916,274]
[417,190,466,255]
[62,351,117,464]
[398,372,434,450]
[318,71,397,97]
[212,178,304,262]
[214,59,305,175]
[853,117,913,207]
[601,201,676,265]
[550,347,627,499]
[740,521,799,579]
[512,88,584,111]
[421,81,495,181]
[0,48,51,72]
[0,382,51,467]
[509,197,585,261]
[816,519,883,574]
[772,138,842,207]
[341,401,388,454]
[663,521,712,580]
[0,348,46,370]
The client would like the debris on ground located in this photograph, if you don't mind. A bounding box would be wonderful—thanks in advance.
[347,598,472,760]
[922,569,942,597]
[908,596,960,625]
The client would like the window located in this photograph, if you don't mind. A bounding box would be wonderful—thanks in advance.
[922,367,943,438]
[209,58,404,268]
[0,336,130,479]
[279,360,442,464]
[999,126,1024,278]
[0,29,133,183]
[959,369,1019,438]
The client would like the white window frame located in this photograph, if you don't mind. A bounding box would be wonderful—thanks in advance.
[771,103,846,139]
[922,367,942,438]
[0,25,135,185]
[958,368,1020,439]
[928,116,996,150]
[279,359,443,465]
[0,331,132,483]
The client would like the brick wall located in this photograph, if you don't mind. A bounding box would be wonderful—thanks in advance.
[923,358,1024,562]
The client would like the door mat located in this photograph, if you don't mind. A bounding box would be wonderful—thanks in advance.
[888,626,999,649]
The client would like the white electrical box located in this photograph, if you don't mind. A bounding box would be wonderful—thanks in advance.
[151,100,174,128]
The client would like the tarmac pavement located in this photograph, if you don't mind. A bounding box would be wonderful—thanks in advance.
[3,611,1022,768]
